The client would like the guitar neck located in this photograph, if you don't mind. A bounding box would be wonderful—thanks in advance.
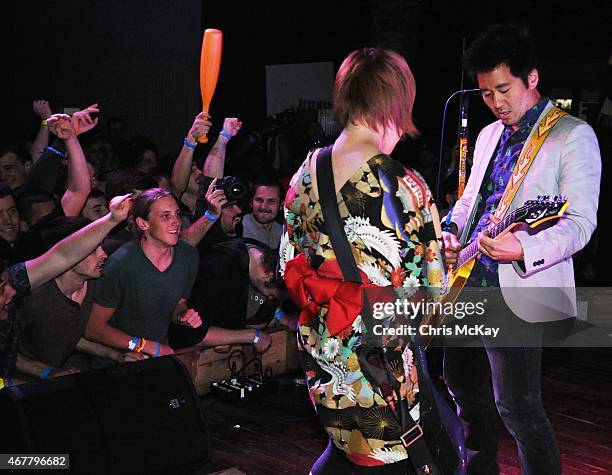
[454,211,519,269]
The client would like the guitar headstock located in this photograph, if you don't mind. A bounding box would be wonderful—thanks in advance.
[515,195,569,227]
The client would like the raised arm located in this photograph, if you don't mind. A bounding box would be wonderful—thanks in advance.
[30,100,53,162]
[202,117,242,178]
[24,193,132,290]
[47,106,99,216]
[171,112,212,195]
[180,178,225,246]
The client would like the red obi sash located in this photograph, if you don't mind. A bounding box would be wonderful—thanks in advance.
[284,254,392,336]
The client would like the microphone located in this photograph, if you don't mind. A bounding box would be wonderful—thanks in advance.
[450,88,482,99]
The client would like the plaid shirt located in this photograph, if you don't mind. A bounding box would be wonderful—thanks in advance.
[0,262,31,377]
[467,98,549,287]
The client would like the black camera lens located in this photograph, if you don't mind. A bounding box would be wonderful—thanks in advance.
[228,181,246,201]
[215,176,246,201]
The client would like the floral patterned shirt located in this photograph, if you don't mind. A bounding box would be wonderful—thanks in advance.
[280,150,446,466]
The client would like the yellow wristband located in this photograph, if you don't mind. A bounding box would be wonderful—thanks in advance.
[41,119,48,126]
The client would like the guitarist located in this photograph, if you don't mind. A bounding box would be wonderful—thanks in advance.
[441,23,601,474]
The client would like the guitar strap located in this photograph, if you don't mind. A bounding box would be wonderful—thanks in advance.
[491,106,566,222]
[316,145,464,475]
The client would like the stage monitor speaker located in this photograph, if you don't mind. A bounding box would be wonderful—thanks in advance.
[0,356,211,474]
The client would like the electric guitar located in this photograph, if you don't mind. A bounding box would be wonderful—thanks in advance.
[444,195,569,301]
[421,195,569,345]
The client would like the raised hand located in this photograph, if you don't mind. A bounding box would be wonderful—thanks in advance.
[108,193,133,223]
[222,117,242,137]
[33,100,53,120]
[72,103,100,135]
[47,113,75,140]
[205,178,227,219]
[187,112,212,142]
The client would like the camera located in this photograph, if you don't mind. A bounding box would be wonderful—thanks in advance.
[198,175,247,202]
[215,176,247,201]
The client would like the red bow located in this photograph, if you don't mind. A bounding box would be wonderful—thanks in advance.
[284,254,378,336]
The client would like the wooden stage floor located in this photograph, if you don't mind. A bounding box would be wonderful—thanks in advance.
[196,348,612,475]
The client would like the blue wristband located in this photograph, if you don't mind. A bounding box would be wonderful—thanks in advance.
[253,329,261,345]
[155,342,161,357]
[183,138,197,150]
[45,146,66,159]
[274,308,286,320]
[204,210,218,223]
[219,130,232,140]
[39,365,55,379]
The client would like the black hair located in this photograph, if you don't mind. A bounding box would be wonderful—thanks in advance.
[0,143,30,165]
[87,189,106,201]
[250,176,283,201]
[16,189,57,225]
[0,183,16,200]
[463,22,539,86]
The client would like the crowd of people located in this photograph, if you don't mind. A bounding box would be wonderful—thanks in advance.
[0,19,609,475]
[0,102,295,384]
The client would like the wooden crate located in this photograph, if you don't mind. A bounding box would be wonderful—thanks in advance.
[175,327,300,396]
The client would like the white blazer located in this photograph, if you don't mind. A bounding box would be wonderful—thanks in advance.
[447,101,601,322]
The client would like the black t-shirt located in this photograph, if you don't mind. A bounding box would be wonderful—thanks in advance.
[94,240,199,344]
[18,280,95,367]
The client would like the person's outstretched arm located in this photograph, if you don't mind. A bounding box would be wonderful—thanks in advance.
[25,193,132,290]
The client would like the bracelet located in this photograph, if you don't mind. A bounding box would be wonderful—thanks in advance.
[155,342,161,357]
[135,338,147,353]
[39,365,55,379]
[274,308,286,320]
[203,210,218,223]
[219,130,232,140]
[183,138,197,150]
[252,329,261,345]
[41,119,48,126]
[128,337,140,352]
[45,146,66,159]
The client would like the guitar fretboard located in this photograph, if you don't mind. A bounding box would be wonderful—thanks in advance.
[454,210,518,269]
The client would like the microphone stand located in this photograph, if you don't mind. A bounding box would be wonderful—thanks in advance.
[435,88,480,206]
[457,93,469,199]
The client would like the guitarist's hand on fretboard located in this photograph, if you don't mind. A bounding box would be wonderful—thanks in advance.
[442,231,462,270]
[478,229,524,261]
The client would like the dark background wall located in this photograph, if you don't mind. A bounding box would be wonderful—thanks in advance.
[4,0,203,159]
[2,0,610,158]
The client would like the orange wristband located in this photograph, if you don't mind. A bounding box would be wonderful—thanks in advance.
[135,337,147,353]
